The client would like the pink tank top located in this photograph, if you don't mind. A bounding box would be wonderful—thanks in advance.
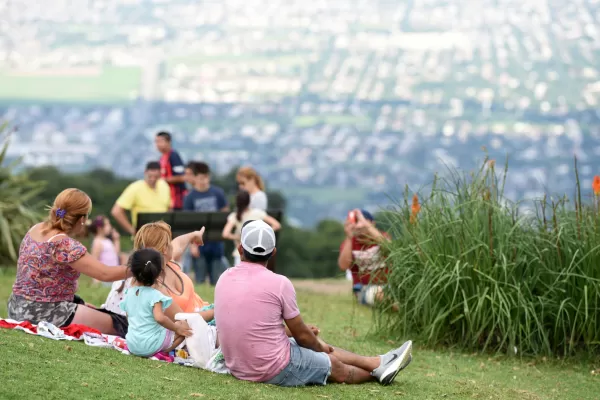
[97,238,119,266]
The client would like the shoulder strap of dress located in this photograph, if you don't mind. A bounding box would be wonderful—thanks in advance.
[28,223,42,233]
[47,233,68,242]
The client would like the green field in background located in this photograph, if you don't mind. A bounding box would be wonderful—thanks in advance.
[283,187,368,205]
[293,114,372,128]
[0,67,141,103]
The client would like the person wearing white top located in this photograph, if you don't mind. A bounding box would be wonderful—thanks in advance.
[222,191,281,266]
[236,166,268,211]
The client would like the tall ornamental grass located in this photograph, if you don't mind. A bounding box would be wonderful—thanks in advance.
[376,158,600,357]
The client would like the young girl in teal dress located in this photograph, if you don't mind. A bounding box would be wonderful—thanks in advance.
[120,248,192,357]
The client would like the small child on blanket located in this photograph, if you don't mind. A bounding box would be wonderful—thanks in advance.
[120,249,193,357]
[103,276,216,326]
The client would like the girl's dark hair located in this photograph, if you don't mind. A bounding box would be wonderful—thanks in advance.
[236,190,251,222]
[129,248,164,287]
[86,215,106,236]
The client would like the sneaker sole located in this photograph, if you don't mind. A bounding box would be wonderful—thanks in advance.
[380,340,412,386]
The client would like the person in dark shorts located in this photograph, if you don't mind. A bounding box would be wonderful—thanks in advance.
[155,131,186,210]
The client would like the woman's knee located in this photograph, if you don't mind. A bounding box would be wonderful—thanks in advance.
[375,289,385,303]
[72,305,116,335]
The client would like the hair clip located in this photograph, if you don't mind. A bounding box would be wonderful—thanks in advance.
[56,208,67,219]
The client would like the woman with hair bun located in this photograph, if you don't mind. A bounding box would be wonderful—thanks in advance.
[236,166,268,211]
[7,188,129,335]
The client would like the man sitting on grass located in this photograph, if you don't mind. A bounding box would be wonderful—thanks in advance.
[214,220,412,387]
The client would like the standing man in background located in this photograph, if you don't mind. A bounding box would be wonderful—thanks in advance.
[111,161,171,236]
[155,131,186,210]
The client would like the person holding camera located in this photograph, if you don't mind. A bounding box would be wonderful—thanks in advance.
[338,209,391,306]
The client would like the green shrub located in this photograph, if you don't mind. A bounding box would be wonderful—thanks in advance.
[0,124,45,265]
[376,157,600,357]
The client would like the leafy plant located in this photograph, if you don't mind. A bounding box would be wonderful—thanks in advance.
[376,157,600,357]
[0,123,45,266]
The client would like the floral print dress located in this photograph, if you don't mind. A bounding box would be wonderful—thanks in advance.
[7,230,87,327]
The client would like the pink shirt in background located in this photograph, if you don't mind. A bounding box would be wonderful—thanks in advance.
[214,261,300,382]
[96,238,119,266]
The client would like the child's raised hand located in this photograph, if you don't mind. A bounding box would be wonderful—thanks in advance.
[174,320,193,337]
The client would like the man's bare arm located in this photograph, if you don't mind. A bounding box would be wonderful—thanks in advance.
[285,314,331,353]
[111,204,135,235]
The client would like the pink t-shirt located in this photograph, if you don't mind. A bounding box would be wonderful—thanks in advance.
[214,261,300,382]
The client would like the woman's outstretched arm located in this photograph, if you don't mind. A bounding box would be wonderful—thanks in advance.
[71,254,129,282]
[171,227,205,261]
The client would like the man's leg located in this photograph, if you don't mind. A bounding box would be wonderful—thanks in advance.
[181,247,192,274]
[204,252,216,286]
[212,256,229,283]
[328,346,380,372]
[321,338,413,386]
[192,252,207,284]
[328,354,374,384]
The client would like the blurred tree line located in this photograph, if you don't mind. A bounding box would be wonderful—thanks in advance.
[25,167,346,279]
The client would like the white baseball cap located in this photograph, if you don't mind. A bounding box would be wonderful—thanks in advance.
[241,220,276,256]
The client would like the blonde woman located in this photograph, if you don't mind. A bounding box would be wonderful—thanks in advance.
[102,221,214,324]
[236,166,268,211]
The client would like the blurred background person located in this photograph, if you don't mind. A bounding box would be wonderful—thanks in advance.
[338,209,390,307]
[184,161,230,285]
[86,215,121,286]
[237,166,268,211]
[155,131,186,211]
[222,190,281,266]
[111,161,170,236]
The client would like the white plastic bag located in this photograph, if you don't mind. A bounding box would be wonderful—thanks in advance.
[175,312,216,369]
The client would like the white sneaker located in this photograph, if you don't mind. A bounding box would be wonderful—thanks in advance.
[371,340,413,386]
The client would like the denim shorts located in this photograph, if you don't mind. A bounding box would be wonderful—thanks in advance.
[265,338,331,387]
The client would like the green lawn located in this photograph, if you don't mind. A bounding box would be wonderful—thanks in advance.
[0,270,598,400]
[0,66,141,103]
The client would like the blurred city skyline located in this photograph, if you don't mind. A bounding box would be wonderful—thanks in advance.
[1,0,600,226]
